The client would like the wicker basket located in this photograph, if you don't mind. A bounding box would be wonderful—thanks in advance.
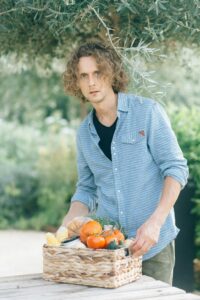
[43,244,142,288]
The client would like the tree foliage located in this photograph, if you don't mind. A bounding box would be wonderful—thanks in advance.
[0,0,200,59]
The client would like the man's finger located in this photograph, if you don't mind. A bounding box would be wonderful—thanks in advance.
[133,241,151,257]
[132,239,145,253]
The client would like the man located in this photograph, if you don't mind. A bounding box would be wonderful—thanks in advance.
[61,41,189,284]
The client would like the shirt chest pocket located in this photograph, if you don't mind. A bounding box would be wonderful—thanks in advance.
[118,133,148,160]
[119,133,146,145]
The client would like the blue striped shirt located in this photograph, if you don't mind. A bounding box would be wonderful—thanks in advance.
[71,92,189,260]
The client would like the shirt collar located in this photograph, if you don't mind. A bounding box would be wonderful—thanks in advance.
[117,92,129,112]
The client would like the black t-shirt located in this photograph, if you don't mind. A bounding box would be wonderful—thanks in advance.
[93,110,118,161]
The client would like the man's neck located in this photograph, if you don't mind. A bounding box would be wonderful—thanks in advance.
[93,92,118,126]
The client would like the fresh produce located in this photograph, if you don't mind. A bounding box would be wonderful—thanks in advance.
[102,229,114,238]
[102,228,125,248]
[63,238,86,249]
[78,217,127,250]
[46,233,60,246]
[86,235,106,249]
[45,216,130,250]
[90,215,128,239]
[45,226,69,246]
[90,215,121,230]
[113,229,125,242]
[104,234,118,247]
[80,220,102,243]
[56,226,69,242]
[67,216,92,238]
[106,240,119,250]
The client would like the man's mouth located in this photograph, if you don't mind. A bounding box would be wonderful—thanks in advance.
[90,91,99,94]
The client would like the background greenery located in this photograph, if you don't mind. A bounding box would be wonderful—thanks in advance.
[0,118,77,230]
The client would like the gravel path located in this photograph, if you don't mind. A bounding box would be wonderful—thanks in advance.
[0,230,45,277]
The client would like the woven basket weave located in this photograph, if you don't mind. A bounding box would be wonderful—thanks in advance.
[43,244,142,288]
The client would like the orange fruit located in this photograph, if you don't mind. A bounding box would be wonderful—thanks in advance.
[113,229,125,242]
[80,220,102,244]
[105,234,118,247]
[86,235,106,249]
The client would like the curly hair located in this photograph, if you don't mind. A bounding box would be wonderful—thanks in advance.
[63,40,129,102]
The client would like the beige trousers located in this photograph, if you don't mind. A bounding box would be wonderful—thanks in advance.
[142,241,175,285]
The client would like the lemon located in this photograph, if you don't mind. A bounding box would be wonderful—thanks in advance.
[46,232,60,246]
[56,226,69,242]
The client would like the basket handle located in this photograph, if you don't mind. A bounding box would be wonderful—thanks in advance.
[124,246,142,260]
[123,237,135,256]
[124,245,134,256]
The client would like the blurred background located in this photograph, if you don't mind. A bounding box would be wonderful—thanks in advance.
[0,0,200,293]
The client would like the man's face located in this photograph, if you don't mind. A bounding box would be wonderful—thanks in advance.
[77,56,113,104]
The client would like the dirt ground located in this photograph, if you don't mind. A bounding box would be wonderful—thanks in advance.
[0,230,45,277]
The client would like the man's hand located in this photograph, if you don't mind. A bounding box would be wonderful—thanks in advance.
[131,216,161,257]
[60,201,89,228]
[131,177,181,257]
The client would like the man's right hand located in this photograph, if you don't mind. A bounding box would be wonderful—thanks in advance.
[57,201,90,236]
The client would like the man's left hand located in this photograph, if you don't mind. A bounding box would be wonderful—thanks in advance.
[131,217,162,257]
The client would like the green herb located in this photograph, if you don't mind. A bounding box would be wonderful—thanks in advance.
[88,214,127,237]
[106,240,119,250]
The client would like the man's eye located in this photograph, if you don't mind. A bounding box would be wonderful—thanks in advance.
[80,74,87,79]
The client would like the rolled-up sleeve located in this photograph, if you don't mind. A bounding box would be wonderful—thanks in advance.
[71,132,97,212]
[147,102,189,189]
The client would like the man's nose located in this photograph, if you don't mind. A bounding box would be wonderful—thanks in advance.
[88,74,95,86]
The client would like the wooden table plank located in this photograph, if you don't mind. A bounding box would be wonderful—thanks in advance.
[59,287,185,300]
[144,295,200,300]
[0,274,167,294]
[0,281,88,299]
[0,274,199,300]
[0,278,53,290]
[0,274,158,292]
[1,288,184,300]
[0,274,41,283]
[0,282,185,300]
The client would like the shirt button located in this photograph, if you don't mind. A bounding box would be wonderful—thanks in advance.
[118,190,120,193]
[112,147,115,150]
[113,141,116,144]
[115,168,118,171]
[120,211,123,215]
[113,153,116,155]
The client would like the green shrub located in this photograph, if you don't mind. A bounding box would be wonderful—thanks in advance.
[0,119,77,230]
[34,130,77,229]
[168,105,200,259]
[0,121,40,228]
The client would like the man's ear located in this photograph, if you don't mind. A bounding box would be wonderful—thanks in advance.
[75,68,80,88]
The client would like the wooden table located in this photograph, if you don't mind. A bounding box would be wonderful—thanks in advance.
[0,273,200,300]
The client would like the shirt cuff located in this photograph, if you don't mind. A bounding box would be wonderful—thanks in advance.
[71,190,96,212]
[163,171,188,190]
